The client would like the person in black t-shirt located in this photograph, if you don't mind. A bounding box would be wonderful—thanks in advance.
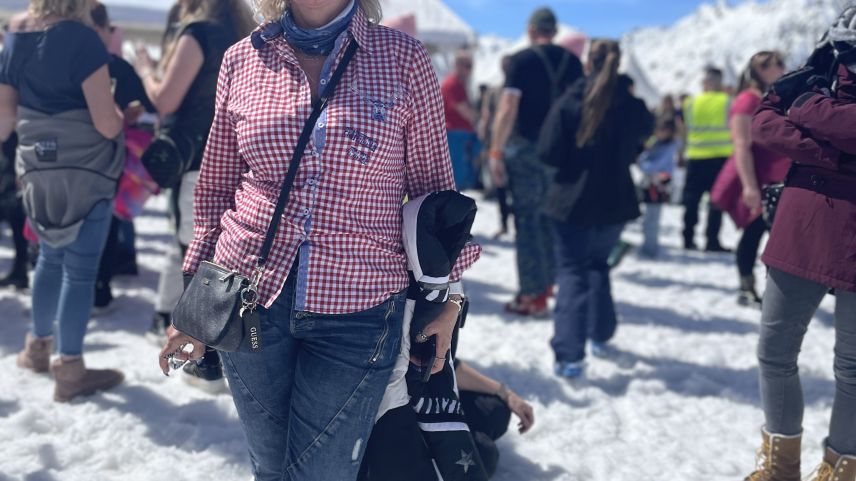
[89,2,157,310]
[132,0,256,392]
[487,8,583,318]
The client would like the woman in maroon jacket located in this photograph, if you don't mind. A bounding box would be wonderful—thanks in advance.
[745,14,856,481]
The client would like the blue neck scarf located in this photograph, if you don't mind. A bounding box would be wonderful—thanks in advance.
[280,1,357,56]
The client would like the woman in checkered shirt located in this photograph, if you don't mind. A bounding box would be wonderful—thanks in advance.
[159,0,480,479]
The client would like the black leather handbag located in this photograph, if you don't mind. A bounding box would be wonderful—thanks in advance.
[171,40,358,353]
[141,121,204,190]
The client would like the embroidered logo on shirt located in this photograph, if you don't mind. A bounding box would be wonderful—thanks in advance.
[350,84,406,123]
[344,127,379,152]
[348,146,369,164]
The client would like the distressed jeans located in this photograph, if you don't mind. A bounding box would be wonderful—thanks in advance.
[221,273,405,481]
[759,268,856,455]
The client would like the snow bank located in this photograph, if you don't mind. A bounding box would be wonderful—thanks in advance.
[0,194,839,480]
[623,0,848,101]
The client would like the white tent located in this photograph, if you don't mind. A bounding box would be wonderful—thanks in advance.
[381,0,475,49]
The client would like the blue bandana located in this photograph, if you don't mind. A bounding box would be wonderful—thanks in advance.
[280,1,357,56]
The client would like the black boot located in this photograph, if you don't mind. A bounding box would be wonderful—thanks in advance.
[182,348,227,394]
[93,280,114,310]
[738,275,762,309]
[0,262,28,290]
[705,241,732,253]
[146,312,171,345]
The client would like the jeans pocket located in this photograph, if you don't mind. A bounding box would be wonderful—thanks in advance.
[368,295,399,366]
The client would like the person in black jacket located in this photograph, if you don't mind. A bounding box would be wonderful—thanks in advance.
[537,40,654,379]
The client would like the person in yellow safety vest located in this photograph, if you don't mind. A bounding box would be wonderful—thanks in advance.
[681,67,733,252]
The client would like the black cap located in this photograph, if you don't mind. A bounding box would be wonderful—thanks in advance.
[529,7,557,33]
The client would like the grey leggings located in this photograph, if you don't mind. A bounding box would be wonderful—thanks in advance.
[758,268,856,455]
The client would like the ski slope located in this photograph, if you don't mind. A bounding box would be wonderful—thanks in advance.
[0,194,839,481]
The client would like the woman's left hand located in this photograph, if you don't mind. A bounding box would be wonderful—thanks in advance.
[415,300,461,374]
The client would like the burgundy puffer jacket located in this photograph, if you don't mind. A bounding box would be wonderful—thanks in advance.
[753,65,856,293]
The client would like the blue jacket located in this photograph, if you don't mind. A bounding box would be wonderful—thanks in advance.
[638,139,678,176]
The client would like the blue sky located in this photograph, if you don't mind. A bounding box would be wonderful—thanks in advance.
[101,0,760,39]
[444,0,748,38]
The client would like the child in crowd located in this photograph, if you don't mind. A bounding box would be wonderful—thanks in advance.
[638,118,679,258]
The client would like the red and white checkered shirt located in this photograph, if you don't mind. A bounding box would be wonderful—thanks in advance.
[183,9,481,314]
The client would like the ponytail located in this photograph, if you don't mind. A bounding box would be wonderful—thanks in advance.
[576,40,622,148]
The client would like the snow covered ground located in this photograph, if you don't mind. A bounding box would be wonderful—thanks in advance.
[0,194,839,481]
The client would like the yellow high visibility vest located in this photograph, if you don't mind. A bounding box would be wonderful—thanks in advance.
[684,92,734,160]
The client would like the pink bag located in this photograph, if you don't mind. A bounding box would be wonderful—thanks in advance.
[114,127,158,221]
[711,156,757,229]
[23,220,38,244]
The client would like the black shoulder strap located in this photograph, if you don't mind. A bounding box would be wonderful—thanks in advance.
[532,46,571,101]
[256,39,359,268]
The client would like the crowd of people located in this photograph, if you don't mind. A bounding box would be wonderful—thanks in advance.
[0,0,854,480]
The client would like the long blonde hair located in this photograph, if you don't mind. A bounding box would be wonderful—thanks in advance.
[28,0,91,21]
[576,39,622,148]
[254,0,382,24]
[161,0,257,69]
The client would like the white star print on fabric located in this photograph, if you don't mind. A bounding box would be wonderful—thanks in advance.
[456,450,476,473]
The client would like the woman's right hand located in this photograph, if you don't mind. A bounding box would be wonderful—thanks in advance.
[742,186,763,217]
[488,153,508,188]
[158,326,206,376]
[506,391,535,434]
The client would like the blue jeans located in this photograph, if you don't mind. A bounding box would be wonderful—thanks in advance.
[221,275,405,481]
[759,268,856,455]
[641,204,662,258]
[31,200,113,356]
[447,130,480,191]
[551,221,625,363]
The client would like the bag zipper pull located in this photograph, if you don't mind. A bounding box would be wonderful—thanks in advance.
[240,266,265,318]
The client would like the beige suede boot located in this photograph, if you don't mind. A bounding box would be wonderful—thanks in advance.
[16,334,53,373]
[745,428,801,481]
[806,446,856,481]
[50,358,124,403]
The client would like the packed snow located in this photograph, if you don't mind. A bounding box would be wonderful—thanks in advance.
[0,193,839,481]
